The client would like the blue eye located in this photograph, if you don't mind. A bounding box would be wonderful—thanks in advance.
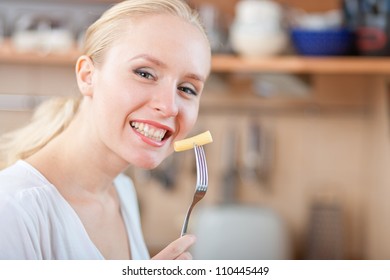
[134,69,155,80]
[178,86,197,96]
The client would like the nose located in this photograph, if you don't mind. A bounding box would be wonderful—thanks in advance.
[151,84,179,117]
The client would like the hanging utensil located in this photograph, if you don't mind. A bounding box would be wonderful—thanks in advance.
[241,119,274,190]
[220,128,240,204]
[241,119,261,182]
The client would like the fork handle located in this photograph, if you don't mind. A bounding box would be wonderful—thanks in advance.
[180,205,194,237]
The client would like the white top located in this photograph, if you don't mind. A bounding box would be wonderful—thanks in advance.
[0,160,150,260]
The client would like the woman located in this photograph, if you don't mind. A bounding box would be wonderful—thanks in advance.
[0,0,211,259]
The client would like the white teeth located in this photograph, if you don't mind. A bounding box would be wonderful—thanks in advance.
[130,121,167,142]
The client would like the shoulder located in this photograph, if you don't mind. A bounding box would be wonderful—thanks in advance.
[0,161,66,259]
[0,160,57,219]
[0,162,48,259]
[0,160,50,195]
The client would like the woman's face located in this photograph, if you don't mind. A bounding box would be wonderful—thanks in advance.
[85,14,211,169]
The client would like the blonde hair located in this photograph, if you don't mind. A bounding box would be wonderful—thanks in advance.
[84,0,207,65]
[0,98,81,168]
[0,0,207,168]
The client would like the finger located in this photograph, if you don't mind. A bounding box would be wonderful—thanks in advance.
[152,235,196,260]
[174,251,193,260]
[152,234,196,260]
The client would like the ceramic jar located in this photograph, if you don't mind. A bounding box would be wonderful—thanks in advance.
[229,0,287,57]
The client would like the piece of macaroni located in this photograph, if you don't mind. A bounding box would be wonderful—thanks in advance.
[174,130,213,152]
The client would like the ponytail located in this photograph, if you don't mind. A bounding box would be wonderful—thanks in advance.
[0,97,81,168]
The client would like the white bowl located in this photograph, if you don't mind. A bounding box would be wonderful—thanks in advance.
[230,23,287,57]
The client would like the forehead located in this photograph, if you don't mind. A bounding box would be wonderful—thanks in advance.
[103,14,211,75]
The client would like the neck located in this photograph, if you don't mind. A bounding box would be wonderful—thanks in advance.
[26,103,129,197]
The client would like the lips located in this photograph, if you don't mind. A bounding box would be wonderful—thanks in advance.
[130,121,171,142]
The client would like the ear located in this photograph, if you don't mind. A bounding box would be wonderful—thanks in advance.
[75,55,95,97]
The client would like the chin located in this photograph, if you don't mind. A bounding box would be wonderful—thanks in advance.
[125,147,173,170]
[132,157,163,170]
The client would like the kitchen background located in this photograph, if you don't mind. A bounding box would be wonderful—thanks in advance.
[1,0,390,260]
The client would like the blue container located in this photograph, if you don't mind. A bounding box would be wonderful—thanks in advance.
[290,28,356,56]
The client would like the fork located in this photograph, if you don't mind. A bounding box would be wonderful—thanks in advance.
[180,145,208,237]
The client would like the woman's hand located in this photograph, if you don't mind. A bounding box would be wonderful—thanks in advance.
[151,234,196,260]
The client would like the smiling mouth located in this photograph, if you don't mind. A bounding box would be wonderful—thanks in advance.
[130,121,170,142]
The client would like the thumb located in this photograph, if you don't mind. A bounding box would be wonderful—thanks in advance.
[152,234,196,260]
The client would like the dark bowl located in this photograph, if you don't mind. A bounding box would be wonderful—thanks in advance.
[290,28,356,56]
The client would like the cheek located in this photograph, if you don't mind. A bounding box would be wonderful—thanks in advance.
[179,105,199,136]
[93,74,135,117]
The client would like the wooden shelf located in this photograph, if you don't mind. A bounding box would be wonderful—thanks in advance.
[0,40,79,66]
[1,39,390,74]
[212,54,390,74]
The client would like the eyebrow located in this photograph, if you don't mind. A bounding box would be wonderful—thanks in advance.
[185,73,205,83]
[130,54,167,68]
[130,54,206,83]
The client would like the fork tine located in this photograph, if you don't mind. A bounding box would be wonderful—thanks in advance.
[199,146,208,186]
[199,147,207,186]
[195,145,208,188]
[194,145,202,185]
